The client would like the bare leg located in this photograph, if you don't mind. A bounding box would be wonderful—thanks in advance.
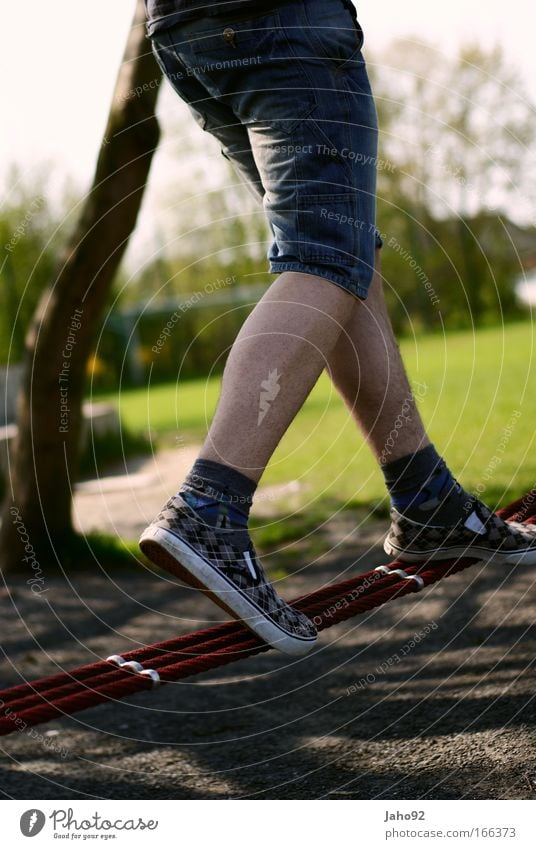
[325,249,430,464]
[198,271,356,482]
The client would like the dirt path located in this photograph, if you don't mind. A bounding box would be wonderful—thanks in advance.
[2,513,536,800]
[73,447,306,539]
[73,447,201,540]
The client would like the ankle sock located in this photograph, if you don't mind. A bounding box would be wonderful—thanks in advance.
[381,444,471,526]
[179,458,256,531]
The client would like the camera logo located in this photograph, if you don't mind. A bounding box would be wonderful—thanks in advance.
[20,810,46,837]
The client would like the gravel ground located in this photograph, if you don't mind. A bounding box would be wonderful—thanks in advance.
[2,510,536,800]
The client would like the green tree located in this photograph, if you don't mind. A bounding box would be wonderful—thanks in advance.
[372,40,536,329]
[0,172,68,362]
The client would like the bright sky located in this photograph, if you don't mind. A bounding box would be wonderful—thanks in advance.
[1,0,535,262]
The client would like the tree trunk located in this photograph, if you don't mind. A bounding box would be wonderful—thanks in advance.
[457,215,485,323]
[0,0,162,572]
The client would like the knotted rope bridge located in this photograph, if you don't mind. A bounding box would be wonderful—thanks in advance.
[1,491,534,738]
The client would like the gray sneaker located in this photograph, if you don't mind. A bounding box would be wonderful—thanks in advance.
[139,494,317,656]
[384,497,536,564]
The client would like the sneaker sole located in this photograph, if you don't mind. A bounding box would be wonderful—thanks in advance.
[384,539,536,565]
[139,526,317,657]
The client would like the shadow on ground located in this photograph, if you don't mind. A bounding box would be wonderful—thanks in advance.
[1,514,536,800]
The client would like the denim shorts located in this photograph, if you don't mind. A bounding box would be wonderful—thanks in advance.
[149,0,381,300]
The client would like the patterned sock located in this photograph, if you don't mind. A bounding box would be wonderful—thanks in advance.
[381,444,471,526]
[179,459,256,532]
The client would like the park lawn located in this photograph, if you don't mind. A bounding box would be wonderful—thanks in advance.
[95,320,536,512]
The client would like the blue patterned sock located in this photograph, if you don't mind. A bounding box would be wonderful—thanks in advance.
[180,459,256,531]
[181,490,249,529]
[382,444,470,525]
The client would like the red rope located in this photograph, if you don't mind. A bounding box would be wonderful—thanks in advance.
[0,568,392,707]
[0,492,531,737]
[496,489,536,523]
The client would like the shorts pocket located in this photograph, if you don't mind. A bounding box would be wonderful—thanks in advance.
[297,193,360,267]
[302,0,364,70]
[188,16,278,55]
[169,15,317,135]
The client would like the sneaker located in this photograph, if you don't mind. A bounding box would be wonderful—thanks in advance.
[139,494,317,656]
[384,497,536,564]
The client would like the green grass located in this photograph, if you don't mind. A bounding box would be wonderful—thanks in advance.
[95,321,536,513]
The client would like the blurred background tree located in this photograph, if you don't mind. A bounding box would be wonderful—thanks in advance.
[0,168,72,362]
[373,40,536,331]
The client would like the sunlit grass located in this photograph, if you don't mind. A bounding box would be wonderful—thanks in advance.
[96,320,536,512]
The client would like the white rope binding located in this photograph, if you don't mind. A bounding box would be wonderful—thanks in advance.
[106,655,161,689]
[374,565,424,590]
